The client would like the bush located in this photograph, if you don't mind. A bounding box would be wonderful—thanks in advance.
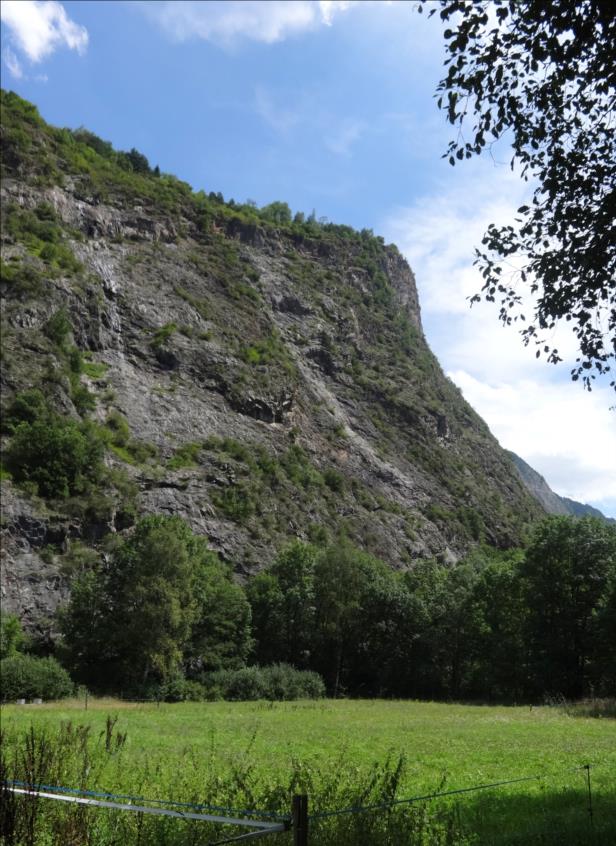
[0,654,74,701]
[155,676,206,702]
[0,257,45,299]
[207,667,268,701]
[2,388,48,433]
[200,665,325,701]
[44,308,72,346]
[6,416,104,498]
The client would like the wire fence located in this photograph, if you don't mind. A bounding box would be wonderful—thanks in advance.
[3,761,604,845]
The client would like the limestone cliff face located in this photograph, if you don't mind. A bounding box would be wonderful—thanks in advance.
[0,92,543,635]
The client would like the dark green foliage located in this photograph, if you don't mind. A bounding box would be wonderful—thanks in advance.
[246,520,615,701]
[60,516,252,694]
[248,542,318,669]
[2,203,82,276]
[0,256,45,298]
[323,467,345,492]
[280,444,323,488]
[155,675,206,702]
[211,483,255,523]
[0,654,73,701]
[4,202,62,245]
[0,613,25,659]
[520,516,616,698]
[432,0,616,388]
[2,388,48,433]
[44,308,72,347]
[200,664,325,701]
[5,415,104,499]
[186,559,253,673]
[61,516,202,690]
[122,147,151,174]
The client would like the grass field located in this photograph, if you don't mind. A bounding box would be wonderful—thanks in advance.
[1,698,615,844]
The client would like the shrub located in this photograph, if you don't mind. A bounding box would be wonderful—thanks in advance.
[200,665,325,701]
[105,410,130,446]
[212,484,255,523]
[0,654,74,701]
[156,676,206,702]
[6,416,104,498]
[204,667,267,701]
[167,442,202,470]
[151,323,177,350]
[2,388,48,433]
[45,308,72,347]
[323,467,345,492]
[0,257,45,298]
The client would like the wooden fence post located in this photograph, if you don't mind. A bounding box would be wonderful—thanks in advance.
[292,794,308,846]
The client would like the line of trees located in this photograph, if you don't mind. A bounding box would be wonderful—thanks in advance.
[52,514,616,702]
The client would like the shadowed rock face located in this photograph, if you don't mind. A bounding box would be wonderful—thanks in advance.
[0,96,544,633]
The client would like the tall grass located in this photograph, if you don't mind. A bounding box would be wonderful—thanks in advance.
[555,697,616,720]
[0,720,468,845]
[1,712,613,846]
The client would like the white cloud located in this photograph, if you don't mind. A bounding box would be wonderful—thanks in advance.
[143,0,357,46]
[253,85,366,159]
[254,86,302,134]
[0,0,87,64]
[2,46,23,78]
[382,160,616,516]
[325,119,366,155]
[450,370,616,507]
[319,1,355,26]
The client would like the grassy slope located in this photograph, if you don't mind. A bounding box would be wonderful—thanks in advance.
[2,699,615,844]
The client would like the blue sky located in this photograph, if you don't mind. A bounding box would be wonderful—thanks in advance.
[2,0,615,517]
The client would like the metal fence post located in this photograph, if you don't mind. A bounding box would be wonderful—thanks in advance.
[292,794,308,846]
[584,764,593,828]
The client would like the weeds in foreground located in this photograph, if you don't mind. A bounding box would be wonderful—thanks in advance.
[0,718,613,846]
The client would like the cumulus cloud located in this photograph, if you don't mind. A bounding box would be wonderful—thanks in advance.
[450,370,616,507]
[1,1,88,65]
[382,161,616,515]
[142,0,357,46]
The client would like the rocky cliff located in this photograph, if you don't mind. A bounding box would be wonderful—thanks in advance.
[0,91,543,637]
[508,451,614,523]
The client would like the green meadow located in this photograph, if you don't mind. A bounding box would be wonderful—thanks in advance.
[1,699,615,845]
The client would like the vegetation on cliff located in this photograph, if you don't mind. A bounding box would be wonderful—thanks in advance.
[3,92,608,706]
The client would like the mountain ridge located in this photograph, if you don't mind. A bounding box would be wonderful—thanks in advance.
[507,451,614,524]
[0,90,544,636]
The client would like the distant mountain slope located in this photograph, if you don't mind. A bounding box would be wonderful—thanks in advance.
[560,497,614,523]
[507,451,613,524]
